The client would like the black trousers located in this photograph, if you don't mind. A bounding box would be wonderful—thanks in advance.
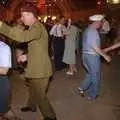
[48,36,53,57]
[53,37,66,70]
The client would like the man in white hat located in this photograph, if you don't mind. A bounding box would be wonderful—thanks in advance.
[77,14,111,100]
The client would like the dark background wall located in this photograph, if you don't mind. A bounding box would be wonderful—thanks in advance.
[72,0,97,10]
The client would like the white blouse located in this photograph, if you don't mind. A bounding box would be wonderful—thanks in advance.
[0,41,11,68]
[50,24,67,37]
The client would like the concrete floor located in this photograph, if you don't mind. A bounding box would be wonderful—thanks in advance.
[8,56,120,120]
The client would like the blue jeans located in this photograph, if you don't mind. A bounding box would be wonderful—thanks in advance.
[80,54,100,98]
[0,76,11,113]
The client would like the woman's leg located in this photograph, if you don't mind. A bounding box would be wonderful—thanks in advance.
[66,64,75,75]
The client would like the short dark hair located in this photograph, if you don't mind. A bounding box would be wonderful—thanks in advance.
[20,3,39,17]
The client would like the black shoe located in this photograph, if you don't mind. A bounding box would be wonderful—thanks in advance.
[75,88,85,97]
[21,106,36,112]
[44,117,57,120]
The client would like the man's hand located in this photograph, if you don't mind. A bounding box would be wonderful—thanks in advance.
[92,45,111,63]
[19,54,27,62]
[17,54,27,63]
[103,54,111,63]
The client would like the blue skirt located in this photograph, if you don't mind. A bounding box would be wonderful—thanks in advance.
[0,75,11,113]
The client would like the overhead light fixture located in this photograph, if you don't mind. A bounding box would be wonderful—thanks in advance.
[107,0,120,4]
[52,16,56,20]
[113,0,119,4]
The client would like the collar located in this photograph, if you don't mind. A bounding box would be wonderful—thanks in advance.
[29,20,41,29]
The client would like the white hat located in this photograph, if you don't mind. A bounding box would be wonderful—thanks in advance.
[89,14,104,21]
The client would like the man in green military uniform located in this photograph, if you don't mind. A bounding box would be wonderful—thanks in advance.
[0,4,57,120]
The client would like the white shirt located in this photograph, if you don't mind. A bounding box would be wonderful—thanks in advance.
[50,24,67,37]
[0,41,11,68]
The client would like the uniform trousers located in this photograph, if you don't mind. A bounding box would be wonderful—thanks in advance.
[27,77,56,119]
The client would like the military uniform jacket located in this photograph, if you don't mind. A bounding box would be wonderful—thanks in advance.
[0,21,52,78]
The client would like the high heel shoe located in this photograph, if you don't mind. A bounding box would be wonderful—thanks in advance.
[66,71,74,75]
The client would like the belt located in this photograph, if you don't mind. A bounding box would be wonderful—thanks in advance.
[54,36,65,40]
[55,36,62,38]
[0,74,8,77]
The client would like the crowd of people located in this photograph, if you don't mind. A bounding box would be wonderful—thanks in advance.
[0,3,120,120]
